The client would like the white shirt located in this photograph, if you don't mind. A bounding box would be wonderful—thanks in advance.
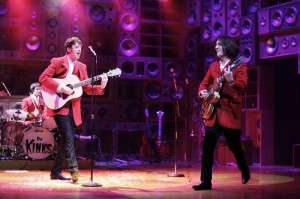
[220,59,231,72]
[66,55,75,77]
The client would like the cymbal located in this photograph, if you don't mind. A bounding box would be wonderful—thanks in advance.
[5,109,28,119]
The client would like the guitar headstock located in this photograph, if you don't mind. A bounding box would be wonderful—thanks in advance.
[230,56,244,70]
[144,108,149,118]
[106,68,122,78]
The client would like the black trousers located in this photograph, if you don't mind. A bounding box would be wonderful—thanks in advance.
[51,108,78,174]
[200,121,249,182]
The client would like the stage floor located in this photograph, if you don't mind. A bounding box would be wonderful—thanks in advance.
[0,160,299,199]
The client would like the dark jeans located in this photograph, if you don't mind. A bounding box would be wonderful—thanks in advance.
[51,109,78,174]
[200,121,249,182]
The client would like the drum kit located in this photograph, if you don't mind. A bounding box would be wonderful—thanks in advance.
[0,108,57,160]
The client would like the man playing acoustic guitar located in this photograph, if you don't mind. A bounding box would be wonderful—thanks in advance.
[193,36,250,190]
[39,37,108,183]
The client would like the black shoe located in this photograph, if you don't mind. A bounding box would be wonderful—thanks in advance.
[50,173,71,180]
[192,181,212,190]
[242,169,250,184]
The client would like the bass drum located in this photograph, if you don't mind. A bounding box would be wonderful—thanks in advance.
[43,117,57,129]
[22,126,55,160]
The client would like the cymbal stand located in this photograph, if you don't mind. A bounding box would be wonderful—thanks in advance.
[167,71,184,177]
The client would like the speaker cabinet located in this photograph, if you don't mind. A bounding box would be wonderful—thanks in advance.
[260,31,300,60]
[241,0,261,16]
[211,0,226,41]
[117,57,162,80]
[187,0,201,26]
[239,14,259,67]
[226,0,241,38]
[0,18,20,59]
[257,7,269,35]
[200,0,212,43]
[269,1,300,33]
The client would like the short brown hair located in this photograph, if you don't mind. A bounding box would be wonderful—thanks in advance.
[64,37,83,53]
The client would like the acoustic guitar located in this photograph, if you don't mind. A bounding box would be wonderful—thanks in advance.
[41,68,121,110]
[201,57,244,120]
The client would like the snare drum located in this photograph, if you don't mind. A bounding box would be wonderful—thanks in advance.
[22,126,55,159]
[0,121,24,146]
[42,117,57,129]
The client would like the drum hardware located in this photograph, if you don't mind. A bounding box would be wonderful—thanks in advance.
[5,109,28,120]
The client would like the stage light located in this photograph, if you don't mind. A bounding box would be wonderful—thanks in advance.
[120,12,138,31]
[25,35,40,51]
[120,39,137,56]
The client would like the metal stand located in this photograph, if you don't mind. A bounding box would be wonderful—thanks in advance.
[82,49,102,187]
[109,128,128,164]
[167,70,184,177]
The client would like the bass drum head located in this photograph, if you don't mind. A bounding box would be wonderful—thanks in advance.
[22,126,54,159]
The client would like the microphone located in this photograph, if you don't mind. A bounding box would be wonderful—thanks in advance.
[88,46,96,57]
[1,82,11,96]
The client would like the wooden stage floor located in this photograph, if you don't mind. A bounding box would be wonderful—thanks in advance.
[0,159,299,199]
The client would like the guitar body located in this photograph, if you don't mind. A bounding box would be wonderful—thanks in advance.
[41,75,83,110]
[202,91,220,119]
[140,136,160,160]
[201,57,244,120]
[158,142,171,159]
[41,68,121,110]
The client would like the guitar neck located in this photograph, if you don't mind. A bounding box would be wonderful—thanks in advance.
[73,75,102,89]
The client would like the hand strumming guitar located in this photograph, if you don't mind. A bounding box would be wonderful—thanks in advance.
[223,67,234,85]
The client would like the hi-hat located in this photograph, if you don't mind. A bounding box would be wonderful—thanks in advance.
[5,109,28,119]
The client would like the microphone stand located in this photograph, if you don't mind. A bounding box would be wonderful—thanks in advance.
[82,50,102,187]
[167,71,184,177]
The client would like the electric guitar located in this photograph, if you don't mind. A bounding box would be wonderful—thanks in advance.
[201,56,244,120]
[140,108,161,162]
[41,68,121,110]
[156,111,170,159]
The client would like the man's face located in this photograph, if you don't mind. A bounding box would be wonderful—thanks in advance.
[33,87,41,97]
[215,40,224,58]
[68,42,82,61]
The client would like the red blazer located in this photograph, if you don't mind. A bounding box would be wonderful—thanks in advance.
[22,96,46,125]
[199,59,248,129]
[39,55,105,126]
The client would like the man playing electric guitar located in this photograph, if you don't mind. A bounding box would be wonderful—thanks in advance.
[193,36,250,191]
[39,37,108,183]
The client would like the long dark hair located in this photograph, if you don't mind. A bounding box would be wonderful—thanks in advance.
[214,36,239,59]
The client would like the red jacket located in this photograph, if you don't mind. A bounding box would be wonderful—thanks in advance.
[22,95,46,125]
[199,59,247,129]
[39,55,105,126]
